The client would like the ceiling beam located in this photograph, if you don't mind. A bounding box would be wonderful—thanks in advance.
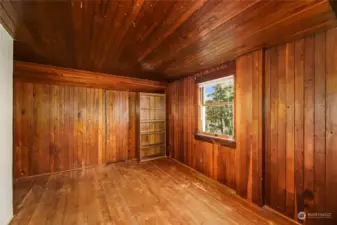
[14,61,167,92]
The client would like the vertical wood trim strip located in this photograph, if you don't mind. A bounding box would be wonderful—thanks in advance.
[326,28,337,223]
[285,41,295,218]
[304,35,315,192]
[294,38,305,219]
[314,31,326,214]
[14,81,22,177]
[270,46,279,209]
[277,44,286,211]
[264,49,271,206]
[235,55,242,197]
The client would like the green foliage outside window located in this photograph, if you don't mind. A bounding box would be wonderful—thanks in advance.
[204,83,234,136]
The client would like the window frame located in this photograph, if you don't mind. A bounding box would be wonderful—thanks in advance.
[196,75,236,145]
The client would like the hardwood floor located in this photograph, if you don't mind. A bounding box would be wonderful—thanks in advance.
[12,159,296,225]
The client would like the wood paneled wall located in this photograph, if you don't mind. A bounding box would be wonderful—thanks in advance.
[167,49,263,205]
[14,81,137,178]
[168,27,337,223]
[264,28,337,223]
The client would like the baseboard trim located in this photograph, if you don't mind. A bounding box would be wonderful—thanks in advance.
[14,158,138,181]
[7,215,14,225]
[263,206,301,225]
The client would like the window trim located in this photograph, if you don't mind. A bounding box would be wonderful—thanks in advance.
[195,74,236,148]
[194,133,236,148]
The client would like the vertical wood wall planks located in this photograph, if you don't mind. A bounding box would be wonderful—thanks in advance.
[235,50,263,206]
[105,90,130,163]
[264,28,337,223]
[167,27,337,223]
[14,82,139,177]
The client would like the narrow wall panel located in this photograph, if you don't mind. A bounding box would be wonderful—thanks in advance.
[14,81,22,178]
[58,85,66,171]
[121,91,129,161]
[78,87,86,167]
[129,92,137,160]
[49,85,57,172]
[234,54,242,197]
[264,49,271,206]
[66,86,74,170]
[22,83,34,177]
[294,38,305,218]
[277,45,286,212]
[313,31,326,214]
[86,88,93,165]
[35,85,51,174]
[73,87,79,169]
[105,90,130,163]
[304,35,315,192]
[270,46,279,209]
[285,42,295,218]
[326,28,337,224]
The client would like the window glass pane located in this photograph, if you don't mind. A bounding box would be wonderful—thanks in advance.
[203,104,234,136]
[203,78,234,104]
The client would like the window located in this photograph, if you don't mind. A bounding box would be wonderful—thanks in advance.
[198,75,234,140]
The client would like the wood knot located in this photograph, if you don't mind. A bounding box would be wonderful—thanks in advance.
[303,189,315,208]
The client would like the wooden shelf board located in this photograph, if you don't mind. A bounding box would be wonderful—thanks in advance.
[140,143,165,148]
[141,108,165,110]
[139,92,166,97]
[140,120,165,123]
[141,131,165,134]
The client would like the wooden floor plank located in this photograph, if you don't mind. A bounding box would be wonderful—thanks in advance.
[13,159,297,225]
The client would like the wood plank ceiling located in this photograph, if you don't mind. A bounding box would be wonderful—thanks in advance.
[0,0,336,81]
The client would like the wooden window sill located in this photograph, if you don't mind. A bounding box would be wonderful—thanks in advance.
[194,133,236,148]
